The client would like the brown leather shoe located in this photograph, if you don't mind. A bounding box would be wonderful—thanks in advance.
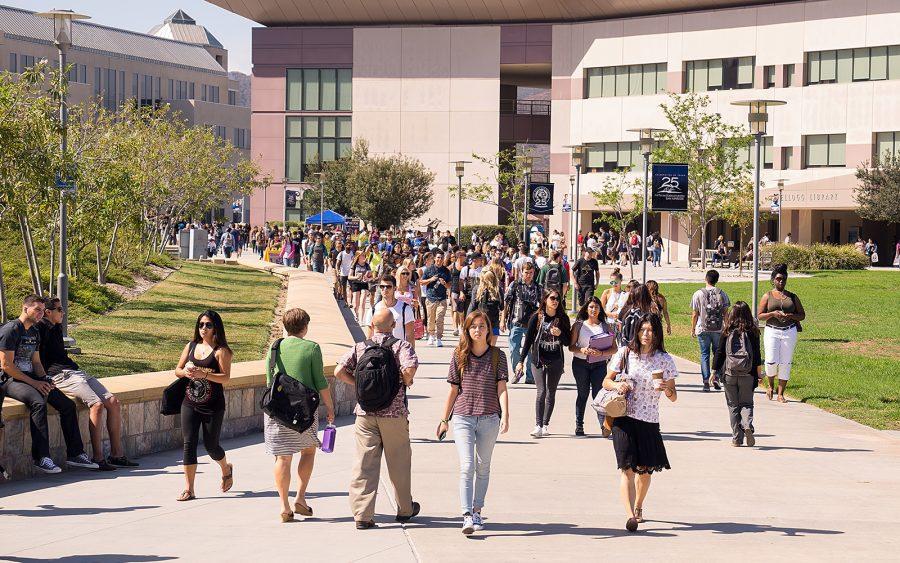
[355,520,377,530]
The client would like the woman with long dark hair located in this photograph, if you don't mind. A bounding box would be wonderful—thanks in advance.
[603,313,678,532]
[516,289,571,438]
[438,310,509,535]
[173,310,234,501]
[645,280,672,335]
[712,301,763,447]
[569,296,617,437]
[617,283,655,347]
[758,264,805,402]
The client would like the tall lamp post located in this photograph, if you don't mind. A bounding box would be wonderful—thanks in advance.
[516,155,533,247]
[568,174,575,261]
[626,128,668,284]
[563,145,584,262]
[37,9,90,342]
[313,172,325,231]
[451,160,469,244]
[772,178,787,242]
[731,99,786,318]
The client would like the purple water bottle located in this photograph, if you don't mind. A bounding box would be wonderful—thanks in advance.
[321,424,336,453]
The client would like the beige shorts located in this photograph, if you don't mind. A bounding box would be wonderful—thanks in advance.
[51,370,113,407]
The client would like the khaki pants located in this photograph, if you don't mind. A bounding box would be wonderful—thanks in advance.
[425,299,447,338]
[349,415,414,521]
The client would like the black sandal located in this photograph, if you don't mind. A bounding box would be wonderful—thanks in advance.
[177,490,195,502]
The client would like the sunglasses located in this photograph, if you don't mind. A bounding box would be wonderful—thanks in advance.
[45,307,62,312]
[398,272,410,276]
[547,296,560,301]
[609,280,621,285]
[198,322,215,329]
[379,285,395,289]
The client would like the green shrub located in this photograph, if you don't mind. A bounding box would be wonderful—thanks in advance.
[459,224,520,247]
[148,253,178,269]
[68,278,124,315]
[769,243,869,271]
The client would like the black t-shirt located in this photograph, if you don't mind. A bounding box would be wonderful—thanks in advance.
[37,319,79,376]
[574,257,599,286]
[0,319,41,378]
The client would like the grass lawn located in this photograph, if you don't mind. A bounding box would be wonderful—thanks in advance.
[71,262,280,378]
[632,271,900,429]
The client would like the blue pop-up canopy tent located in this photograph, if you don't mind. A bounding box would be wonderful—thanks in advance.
[304,209,346,225]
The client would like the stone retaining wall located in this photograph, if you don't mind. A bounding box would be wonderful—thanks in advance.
[0,263,357,481]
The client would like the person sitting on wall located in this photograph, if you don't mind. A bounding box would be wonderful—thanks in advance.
[38,297,138,470]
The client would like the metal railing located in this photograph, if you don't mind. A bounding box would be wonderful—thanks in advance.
[500,99,550,116]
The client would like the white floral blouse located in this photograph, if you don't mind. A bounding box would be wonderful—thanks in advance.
[610,348,678,424]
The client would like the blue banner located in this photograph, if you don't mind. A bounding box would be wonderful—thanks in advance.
[651,164,689,212]
[528,182,554,215]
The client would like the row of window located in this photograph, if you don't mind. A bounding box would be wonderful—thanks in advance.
[584,132,900,171]
[806,45,900,85]
[583,42,900,98]
[285,116,352,181]
[584,63,667,98]
[286,68,352,111]
[233,128,249,150]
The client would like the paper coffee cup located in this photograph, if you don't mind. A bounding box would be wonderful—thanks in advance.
[652,370,664,389]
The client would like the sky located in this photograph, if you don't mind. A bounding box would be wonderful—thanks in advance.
[6,1,258,73]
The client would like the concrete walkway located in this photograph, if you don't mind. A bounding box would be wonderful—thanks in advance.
[1,314,898,561]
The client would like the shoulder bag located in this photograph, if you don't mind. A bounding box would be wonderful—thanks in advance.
[260,338,321,433]
[160,376,189,416]
[591,350,629,418]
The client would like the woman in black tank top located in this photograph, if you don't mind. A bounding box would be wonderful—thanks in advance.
[174,310,234,501]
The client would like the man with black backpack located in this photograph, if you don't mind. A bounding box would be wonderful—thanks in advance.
[572,248,599,309]
[690,270,731,392]
[537,250,569,309]
[335,309,420,529]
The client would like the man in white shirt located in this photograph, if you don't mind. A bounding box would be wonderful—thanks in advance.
[512,243,533,281]
[784,232,792,244]
[363,274,416,349]
[459,253,485,306]
[533,246,548,269]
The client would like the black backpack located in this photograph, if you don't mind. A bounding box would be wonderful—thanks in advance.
[618,308,644,347]
[700,288,725,333]
[544,264,563,291]
[355,337,402,412]
[260,339,320,433]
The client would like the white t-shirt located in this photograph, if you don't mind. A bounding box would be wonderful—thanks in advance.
[513,255,533,276]
[363,300,414,341]
[604,289,627,319]
[534,256,548,269]
[573,320,614,360]
[459,265,482,296]
[337,250,354,276]
[691,287,731,336]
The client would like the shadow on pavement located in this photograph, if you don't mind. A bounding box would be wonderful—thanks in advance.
[405,516,671,539]
[651,519,844,536]
[0,504,159,517]
[1,557,176,563]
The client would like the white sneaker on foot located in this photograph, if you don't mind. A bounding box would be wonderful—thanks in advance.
[462,513,475,535]
[541,425,550,437]
[34,457,61,474]
[530,425,543,437]
[427,336,435,346]
[436,338,443,348]
[472,511,484,531]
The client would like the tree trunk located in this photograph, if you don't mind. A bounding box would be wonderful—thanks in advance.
[102,222,121,281]
[48,228,56,297]
[700,213,708,270]
[95,241,105,284]
[738,230,745,276]
[18,214,43,295]
[0,259,7,323]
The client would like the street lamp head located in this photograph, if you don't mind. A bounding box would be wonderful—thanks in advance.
[626,127,669,155]
[731,99,787,135]
[451,160,470,179]
[569,174,575,188]
[563,145,584,169]
[36,9,90,49]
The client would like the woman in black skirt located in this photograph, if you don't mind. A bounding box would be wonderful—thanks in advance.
[603,313,678,532]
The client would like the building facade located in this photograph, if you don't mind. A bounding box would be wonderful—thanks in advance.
[0,6,251,222]
[213,0,900,261]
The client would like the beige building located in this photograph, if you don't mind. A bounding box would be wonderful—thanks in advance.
[0,6,251,221]
[212,0,899,262]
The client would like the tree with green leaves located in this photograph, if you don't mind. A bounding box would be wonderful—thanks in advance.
[592,169,643,280]
[347,149,435,230]
[718,176,756,275]
[855,153,900,225]
[654,92,752,268]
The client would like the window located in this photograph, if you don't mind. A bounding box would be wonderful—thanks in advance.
[132,73,139,98]
[8,53,16,73]
[201,84,208,101]
[168,79,174,99]
[65,63,86,83]
[781,146,794,170]
[233,128,249,149]
[286,68,353,111]
[732,136,774,169]
[764,65,776,88]
[875,132,900,161]
[285,116,352,181]
[22,55,35,70]
[807,45,900,84]
[685,57,754,91]
[228,90,237,106]
[584,63,667,98]
[209,86,220,104]
[189,82,195,100]
[804,134,846,167]
[213,125,227,142]
[784,64,795,87]
[584,142,641,172]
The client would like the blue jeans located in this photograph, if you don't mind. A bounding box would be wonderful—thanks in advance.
[697,331,721,384]
[508,325,533,383]
[453,414,501,514]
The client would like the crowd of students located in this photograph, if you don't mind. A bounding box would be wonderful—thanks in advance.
[0,223,807,536]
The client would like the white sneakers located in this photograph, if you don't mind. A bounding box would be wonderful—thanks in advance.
[34,457,62,474]
[427,336,435,346]
[462,513,475,535]
[472,511,484,531]
[530,425,542,437]
[435,338,444,348]
[541,425,550,437]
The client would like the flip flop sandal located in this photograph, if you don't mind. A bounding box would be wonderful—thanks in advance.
[294,502,313,516]
[177,490,196,502]
[221,464,234,493]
